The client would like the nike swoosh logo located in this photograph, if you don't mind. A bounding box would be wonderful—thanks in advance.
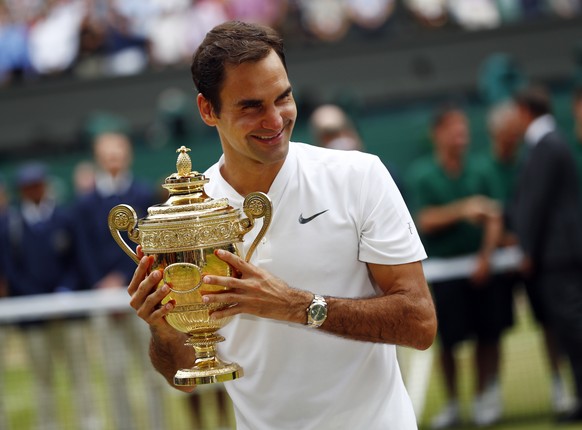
[298,210,329,224]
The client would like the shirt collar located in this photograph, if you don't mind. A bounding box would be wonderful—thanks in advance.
[95,172,132,197]
[21,198,55,225]
[524,114,556,147]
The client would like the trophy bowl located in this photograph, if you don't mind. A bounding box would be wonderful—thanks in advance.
[108,146,272,385]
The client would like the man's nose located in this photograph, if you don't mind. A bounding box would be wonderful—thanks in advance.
[261,105,284,130]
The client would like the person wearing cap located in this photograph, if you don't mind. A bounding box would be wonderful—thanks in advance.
[0,161,99,430]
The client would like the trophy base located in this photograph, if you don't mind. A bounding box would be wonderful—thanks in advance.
[174,361,243,386]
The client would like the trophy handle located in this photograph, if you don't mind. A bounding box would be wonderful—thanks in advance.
[108,204,141,264]
[241,192,273,263]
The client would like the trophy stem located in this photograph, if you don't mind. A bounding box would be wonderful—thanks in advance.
[174,332,243,386]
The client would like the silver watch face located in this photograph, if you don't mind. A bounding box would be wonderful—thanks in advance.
[310,304,327,322]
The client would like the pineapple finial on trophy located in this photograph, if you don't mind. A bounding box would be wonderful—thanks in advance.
[176,146,192,177]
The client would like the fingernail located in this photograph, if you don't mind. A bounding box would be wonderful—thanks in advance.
[152,271,161,280]
[165,303,173,311]
[141,256,148,264]
[203,276,210,284]
[216,249,225,256]
[161,284,169,293]
[202,296,209,303]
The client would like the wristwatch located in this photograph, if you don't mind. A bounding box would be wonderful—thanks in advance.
[306,294,328,328]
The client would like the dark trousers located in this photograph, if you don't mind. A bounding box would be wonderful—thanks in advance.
[538,269,582,400]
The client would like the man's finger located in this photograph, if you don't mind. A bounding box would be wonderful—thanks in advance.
[128,256,153,295]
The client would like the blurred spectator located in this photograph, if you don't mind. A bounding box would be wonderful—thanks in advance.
[184,0,229,57]
[511,84,582,423]
[0,174,9,298]
[297,0,351,41]
[74,131,154,290]
[346,0,396,30]
[0,161,99,430]
[28,0,85,77]
[100,6,149,76]
[73,131,165,430]
[0,0,581,86]
[0,175,8,430]
[309,103,363,150]
[72,159,96,196]
[405,104,504,428]
[447,0,501,31]
[0,3,33,86]
[225,0,288,27]
[74,1,107,78]
[486,99,572,414]
[147,0,190,68]
[478,53,527,106]
[483,100,522,208]
[572,86,582,198]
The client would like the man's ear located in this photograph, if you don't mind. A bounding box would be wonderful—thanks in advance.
[197,93,217,127]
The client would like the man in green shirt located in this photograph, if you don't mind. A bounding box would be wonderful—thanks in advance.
[406,104,503,428]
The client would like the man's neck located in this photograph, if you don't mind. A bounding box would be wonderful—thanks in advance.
[437,152,464,177]
[524,114,555,147]
[220,161,281,196]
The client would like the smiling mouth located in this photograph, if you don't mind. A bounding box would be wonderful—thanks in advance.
[252,129,284,142]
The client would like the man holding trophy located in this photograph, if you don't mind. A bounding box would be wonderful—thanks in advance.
[126,21,437,430]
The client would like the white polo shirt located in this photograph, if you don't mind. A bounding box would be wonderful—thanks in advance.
[204,142,426,430]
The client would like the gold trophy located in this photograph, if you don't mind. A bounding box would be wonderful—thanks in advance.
[108,146,272,385]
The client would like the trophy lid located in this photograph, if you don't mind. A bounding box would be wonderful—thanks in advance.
[146,146,234,221]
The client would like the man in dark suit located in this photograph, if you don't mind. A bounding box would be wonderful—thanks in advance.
[512,85,582,423]
[73,131,165,430]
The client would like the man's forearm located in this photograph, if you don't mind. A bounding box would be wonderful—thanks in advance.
[480,210,503,258]
[319,262,436,350]
[322,293,436,350]
[149,327,195,392]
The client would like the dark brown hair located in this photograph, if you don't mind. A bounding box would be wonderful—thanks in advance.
[191,21,287,115]
[513,84,552,118]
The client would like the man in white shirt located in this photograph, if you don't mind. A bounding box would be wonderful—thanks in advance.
[127,20,436,430]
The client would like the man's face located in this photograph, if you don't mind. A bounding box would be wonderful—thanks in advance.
[20,182,46,205]
[493,110,522,160]
[433,111,469,160]
[199,50,297,172]
[94,133,132,177]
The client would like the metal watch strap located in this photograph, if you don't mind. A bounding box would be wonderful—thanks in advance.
[306,294,327,328]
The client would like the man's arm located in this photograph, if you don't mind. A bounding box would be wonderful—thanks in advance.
[417,195,499,234]
[417,194,502,284]
[128,251,195,392]
[201,250,437,350]
[324,260,436,349]
[472,202,503,285]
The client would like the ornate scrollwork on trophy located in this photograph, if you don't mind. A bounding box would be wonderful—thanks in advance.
[140,220,241,253]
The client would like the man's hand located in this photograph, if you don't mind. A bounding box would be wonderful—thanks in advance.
[95,271,126,289]
[200,249,311,324]
[127,246,175,331]
[471,253,491,287]
[461,195,500,225]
